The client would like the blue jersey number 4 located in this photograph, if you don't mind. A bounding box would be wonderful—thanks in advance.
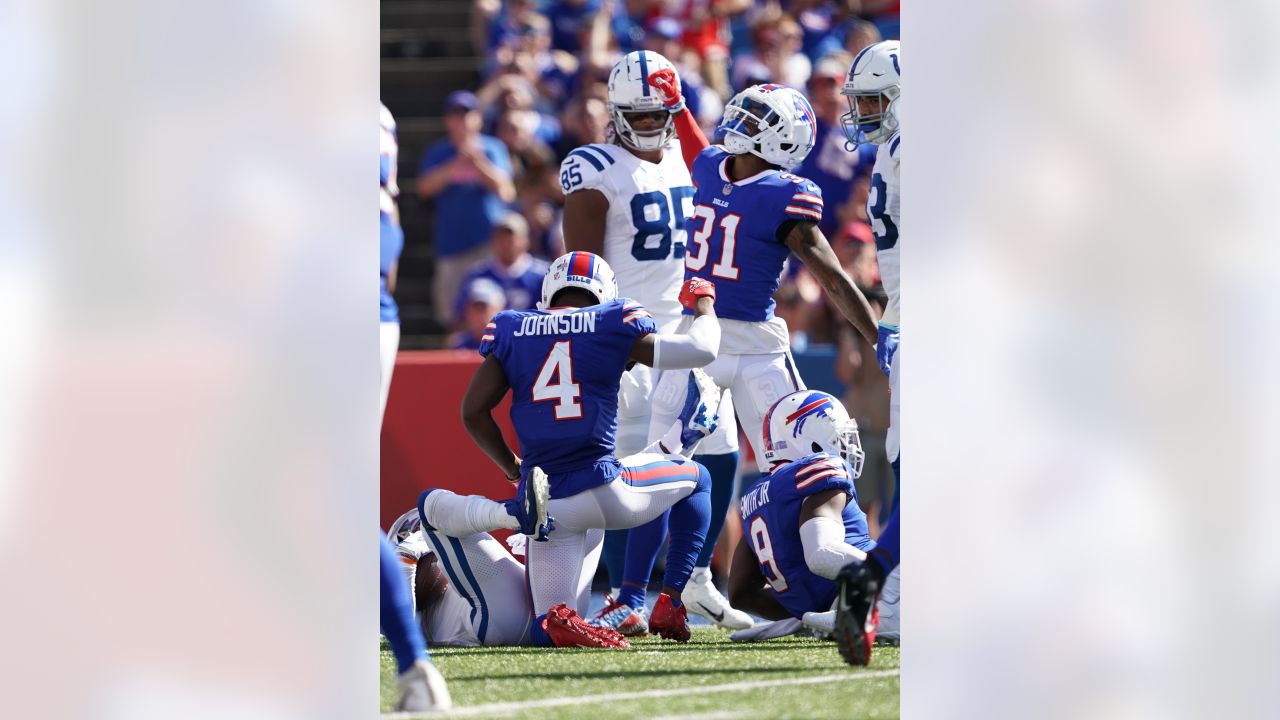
[630,186,695,261]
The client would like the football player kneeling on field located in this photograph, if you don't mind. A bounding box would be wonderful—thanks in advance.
[726,391,878,647]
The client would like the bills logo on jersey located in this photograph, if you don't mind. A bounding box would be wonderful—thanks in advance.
[785,393,835,437]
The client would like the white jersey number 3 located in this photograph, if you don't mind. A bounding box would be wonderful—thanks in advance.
[532,340,583,419]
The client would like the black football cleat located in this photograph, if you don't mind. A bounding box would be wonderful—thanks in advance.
[834,560,882,667]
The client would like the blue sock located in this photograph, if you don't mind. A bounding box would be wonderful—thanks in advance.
[661,462,712,598]
[619,511,668,609]
[691,451,739,568]
[602,529,628,590]
[380,532,428,673]
[530,614,554,647]
[869,508,899,579]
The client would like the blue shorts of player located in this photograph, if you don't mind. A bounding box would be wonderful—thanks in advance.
[869,508,899,578]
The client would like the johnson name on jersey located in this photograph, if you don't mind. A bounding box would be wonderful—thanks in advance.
[685,145,824,324]
[479,298,658,487]
[739,453,874,620]
[558,142,695,324]
[869,133,900,326]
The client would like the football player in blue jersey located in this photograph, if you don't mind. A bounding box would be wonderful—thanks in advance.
[598,71,884,632]
[416,251,722,643]
[836,40,903,662]
[380,104,451,712]
[725,391,876,641]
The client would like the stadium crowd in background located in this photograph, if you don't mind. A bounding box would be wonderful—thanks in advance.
[392,0,900,523]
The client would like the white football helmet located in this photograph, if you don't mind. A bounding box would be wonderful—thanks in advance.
[388,507,421,545]
[840,40,900,146]
[716,84,818,169]
[607,50,678,151]
[762,390,865,477]
[538,251,619,309]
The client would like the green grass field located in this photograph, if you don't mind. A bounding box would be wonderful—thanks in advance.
[380,628,900,719]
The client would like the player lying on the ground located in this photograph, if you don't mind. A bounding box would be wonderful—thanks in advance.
[386,508,630,648]
[417,251,721,644]
[559,49,753,635]
[599,73,885,637]
[724,391,878,643]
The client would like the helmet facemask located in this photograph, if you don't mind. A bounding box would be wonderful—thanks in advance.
[719,96,786,162]
[833,418,865,479]
[611,105,674,151]
[840,86,899,146]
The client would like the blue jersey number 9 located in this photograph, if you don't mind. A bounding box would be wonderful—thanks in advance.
[630,186,696,261]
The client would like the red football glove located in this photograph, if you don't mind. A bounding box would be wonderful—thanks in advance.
[679,277,715,310]
[647,68,685,112]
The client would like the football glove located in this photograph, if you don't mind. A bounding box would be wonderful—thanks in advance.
[876,322,899,377]
[647,68,685,113]
[679,277,716,310]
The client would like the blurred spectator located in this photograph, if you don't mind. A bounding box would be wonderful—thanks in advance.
[640,17,724,129]
[553,95,610,158]
[482,73,562,148]
[793,52,877,238]
[451,278,508,350]
[812,17,883,61]
[653,0,753,98]
[545,0,611,73]
[417,91,516,326]
[453,212,549,322]
[731,11,811,92]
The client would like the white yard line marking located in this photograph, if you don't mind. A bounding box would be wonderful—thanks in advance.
[383,670,899,719]
[650,711,745,720]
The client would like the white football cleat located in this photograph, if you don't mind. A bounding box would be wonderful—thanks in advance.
[396,658,452,713]
[801,610,836,638]
[875,565,901,644]
[682,567,754,630]
[729,617,804,642]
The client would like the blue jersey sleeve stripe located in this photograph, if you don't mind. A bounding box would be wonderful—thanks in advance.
[568,149,605,172]
[581,145,615,166]
[889,135,901,157]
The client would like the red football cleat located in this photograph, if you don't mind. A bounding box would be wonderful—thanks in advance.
[648,593,691,643]
[544,603,630,649]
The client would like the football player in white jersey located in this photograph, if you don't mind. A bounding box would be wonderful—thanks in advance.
[386,509,630,649]
[840,39,902,645]
[559,50,752,631]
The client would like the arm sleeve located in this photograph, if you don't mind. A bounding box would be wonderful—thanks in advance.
[651,314,721,369]
[800,516,866,580]
[673,107,710,171]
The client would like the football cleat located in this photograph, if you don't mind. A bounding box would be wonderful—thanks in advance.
[589,596,649,636]
[505,466,554,541]
[648,593,691,643]
[545,602,630,649]
[681,567,753,630]
[675,369,722,456]
[395,658,452,713]
[834,559,882,666]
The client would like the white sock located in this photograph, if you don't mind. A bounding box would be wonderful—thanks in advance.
[422,491,518,536]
